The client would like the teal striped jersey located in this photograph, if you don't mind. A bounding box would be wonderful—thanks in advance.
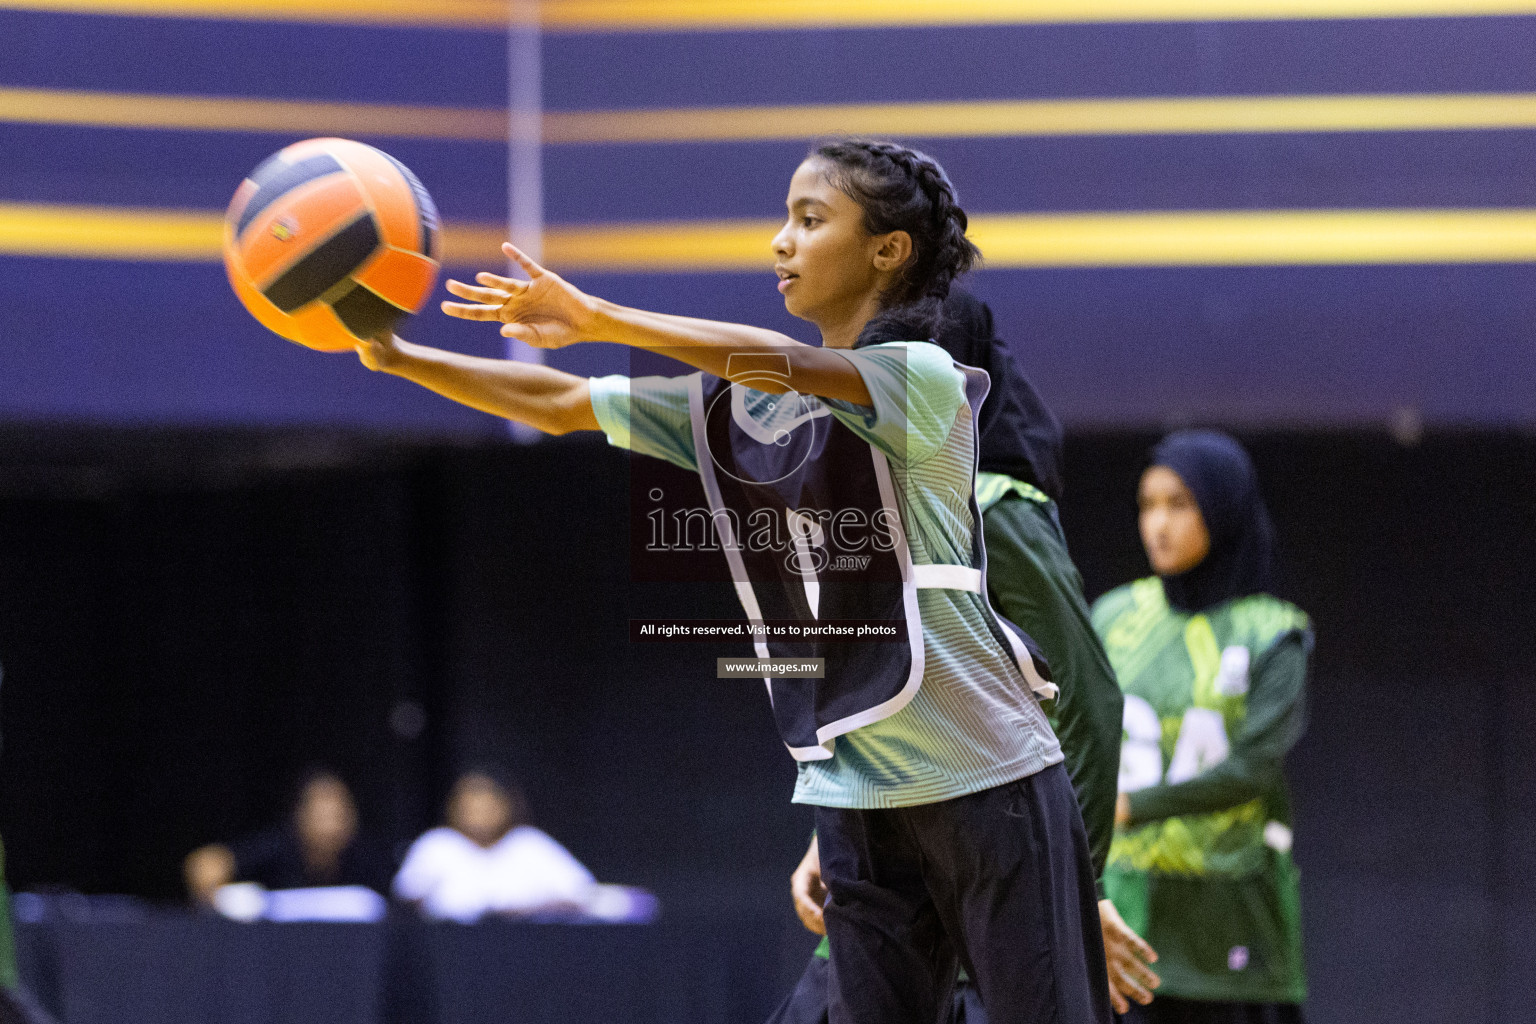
[589,341,1062,809]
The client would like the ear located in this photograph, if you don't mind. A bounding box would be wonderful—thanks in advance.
[871,230,912,274]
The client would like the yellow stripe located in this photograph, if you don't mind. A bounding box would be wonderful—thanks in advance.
[545,210,1536,269]
[545,92,1536,143]
[0,202,223,261]
[544,219,773,270]
[442,222,516,266]
[970,208,1536,266]
[11,87,1536,143]
[539,0,1536,30]
[0,202,509,264]
[0,0,517,28]
[0,87,509,141]
[7,203,1536,268]
[5,0,1536,28]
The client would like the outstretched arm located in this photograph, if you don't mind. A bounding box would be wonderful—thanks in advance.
[356,333,599,435]
[441,244,873,407]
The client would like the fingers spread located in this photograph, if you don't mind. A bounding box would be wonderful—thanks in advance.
[475,271,524,291]
[502,241,545,278]
[445,279,510,304]
[441,301,503,321]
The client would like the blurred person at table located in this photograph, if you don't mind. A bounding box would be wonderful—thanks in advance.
[392,770,596,923]
[183,767,394,906]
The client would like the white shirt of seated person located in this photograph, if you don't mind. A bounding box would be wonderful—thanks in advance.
[393,825,596,923]
[392,774,595,923]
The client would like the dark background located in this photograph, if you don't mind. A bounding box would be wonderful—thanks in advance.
[0,425,1530,1023]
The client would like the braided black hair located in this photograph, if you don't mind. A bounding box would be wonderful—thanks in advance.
[810,139,981,344]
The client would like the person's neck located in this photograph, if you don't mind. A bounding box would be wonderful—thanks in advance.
[464,824,517,849]
[815,294,883,350]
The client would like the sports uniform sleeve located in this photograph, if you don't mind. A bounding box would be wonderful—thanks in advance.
[818,342,965,466]
[588,373,700,473]
[1126,630,1310,826]
[983,495,1123,892]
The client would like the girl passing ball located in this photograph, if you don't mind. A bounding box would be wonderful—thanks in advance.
[355,141,1112,1024]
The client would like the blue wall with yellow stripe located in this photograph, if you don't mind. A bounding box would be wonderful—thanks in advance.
[2,2,1535,426]
[0,5,511,429]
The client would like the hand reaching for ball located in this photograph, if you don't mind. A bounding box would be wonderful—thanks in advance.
[441,243,598,350]
[354,331,403,372]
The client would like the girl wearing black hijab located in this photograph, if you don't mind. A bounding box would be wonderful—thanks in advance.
[1093,431,1311,1024]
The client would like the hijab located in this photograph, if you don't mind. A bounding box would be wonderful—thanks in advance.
[1149,430,1275,612]
[859,288,1066,501]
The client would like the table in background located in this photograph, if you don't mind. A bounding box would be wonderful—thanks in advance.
[15,906,799,1024]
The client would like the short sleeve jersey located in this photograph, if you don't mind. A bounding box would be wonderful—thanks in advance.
[589,341,1062,809]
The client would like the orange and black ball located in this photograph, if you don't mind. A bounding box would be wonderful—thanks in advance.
[224,138,441,352]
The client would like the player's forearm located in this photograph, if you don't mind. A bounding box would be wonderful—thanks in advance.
[381,339,598,435]
[1127,636,1309,827]
[1125,757,1279,825]
[587,300,873,406]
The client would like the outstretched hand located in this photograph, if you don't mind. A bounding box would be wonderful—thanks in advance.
[354,331,403,372]
[440,242,597,349]
[1100,898,1160,1013]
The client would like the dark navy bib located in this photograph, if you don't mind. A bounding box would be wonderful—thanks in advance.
[684,356,1053,761]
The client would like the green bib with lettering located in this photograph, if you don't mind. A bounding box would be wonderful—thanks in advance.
[1093,577,1310,1003]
